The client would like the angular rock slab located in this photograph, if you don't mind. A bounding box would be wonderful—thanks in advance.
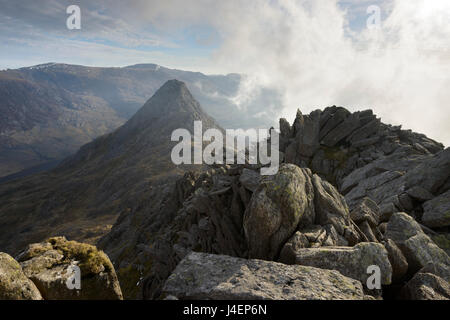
[162,252,367,300]
[385,213,450,273]
[0,252,43,300]
[422,190,450,228]
[284,242,392,287]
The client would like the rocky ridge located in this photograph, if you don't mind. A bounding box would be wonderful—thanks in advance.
[100,104,449,300]
[1,81,448,300]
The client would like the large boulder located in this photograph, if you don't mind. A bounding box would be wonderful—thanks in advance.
[385,213,450,273]
[422,190,450,228]
[162,252,368,300]
[311,175,360,245]
[17,237,123,300]
[0,252,42,300]
[279,242,392,288]
[243,164,315,260]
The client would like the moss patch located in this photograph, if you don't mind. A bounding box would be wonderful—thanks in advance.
[46,236,113,275]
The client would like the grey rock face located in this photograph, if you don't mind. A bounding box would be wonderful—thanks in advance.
[384,212,423,241]
[0,252,43,300]
[243,163,360,261]
[406,186,434,201]
[385,213,450,273]
[243,164,315,260]
[162,252,367,300]
[422,190,450,228]
[282,242,392,287]
[321,113,361,147]
[292,110,321,158]
[404,148,450,194]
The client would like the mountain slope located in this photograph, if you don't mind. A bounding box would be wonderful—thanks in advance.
[0,71,123,177]
[0,80,220,254]
[0,63,280,177]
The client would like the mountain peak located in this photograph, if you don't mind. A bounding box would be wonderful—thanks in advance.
[156,79,189,96]
[123,79,216,131]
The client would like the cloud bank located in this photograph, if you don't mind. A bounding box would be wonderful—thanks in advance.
[1,0,449,145]
[171,0,449,146]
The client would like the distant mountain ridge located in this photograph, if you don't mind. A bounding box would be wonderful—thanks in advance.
[0,63,280,177]
[0,80,220,254]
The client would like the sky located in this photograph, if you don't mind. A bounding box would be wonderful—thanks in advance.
[1,0,449,145]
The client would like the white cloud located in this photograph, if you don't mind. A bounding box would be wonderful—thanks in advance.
[1,0,449,145]
[192,0,450,146]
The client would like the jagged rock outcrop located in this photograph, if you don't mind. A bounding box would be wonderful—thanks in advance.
[162,252,368,300]
[244,164,362,260]
[280,107,447,216]
[280,107,450,276]
[17,237,122,300]
[99,105,449,300]
[0,252,43,300]
[100,161,370,299]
